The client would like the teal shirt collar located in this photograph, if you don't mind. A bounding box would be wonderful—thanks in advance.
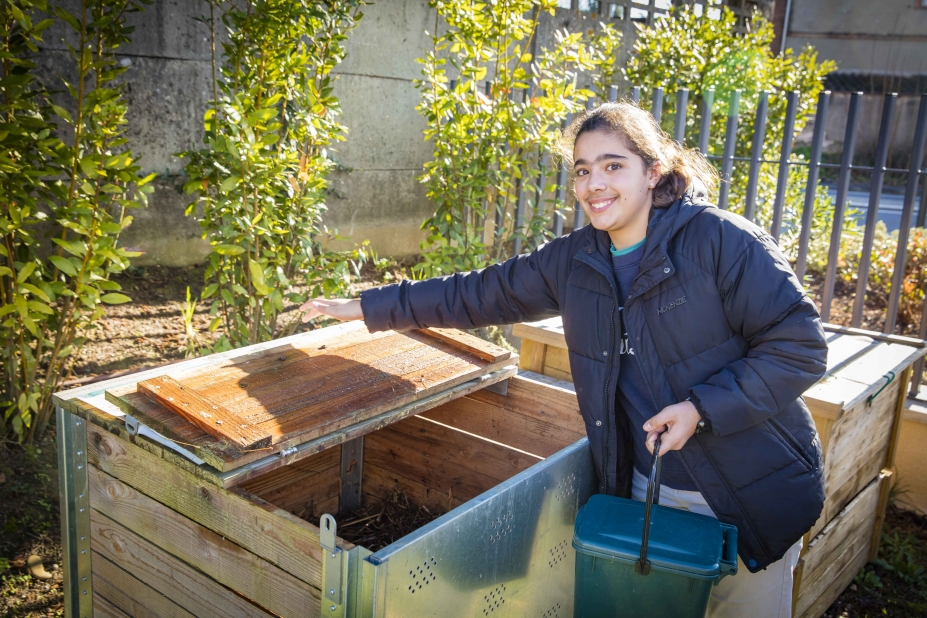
[609,237,646,256]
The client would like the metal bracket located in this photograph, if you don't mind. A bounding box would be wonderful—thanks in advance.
[484,377,509,396]
[57,407,92,618]
[340,436,364,513]
[124,414,139,436]
[321,514,345,605]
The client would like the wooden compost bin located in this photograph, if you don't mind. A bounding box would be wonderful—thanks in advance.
[513,318,926,618]
[54,321,592,618]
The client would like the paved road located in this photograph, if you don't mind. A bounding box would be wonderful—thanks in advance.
[829,189,923,232]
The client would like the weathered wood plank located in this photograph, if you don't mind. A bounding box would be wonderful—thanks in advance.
[86,423,328,588]
[239,447,341,516]
[90,466,320,618]
[418,328,512,362]
[107,331,516,472]
[518,339,547,374]
[795,476,883,618]
[54,321,368,404]
[363,460,461,514]
[812,380,899,537]
[238,445,340,498]
[543,346,572,382]
[823,332,876,373]
[138,376,271,450]
[422,375,584,458]
[512,318,567,350]
[94,552,197,618]
[364,415,541,510]
[93,592,131,618]
[215,365,518,487]
[90,508,283,618]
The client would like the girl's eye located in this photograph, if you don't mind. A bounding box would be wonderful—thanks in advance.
[607,163,621,171]
[576,169,588,176]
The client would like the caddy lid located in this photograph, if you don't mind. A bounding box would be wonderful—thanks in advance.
[573,493,727,580]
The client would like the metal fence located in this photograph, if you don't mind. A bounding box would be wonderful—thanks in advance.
[500,85,927,388]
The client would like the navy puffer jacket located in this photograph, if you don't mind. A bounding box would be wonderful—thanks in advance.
[360,194,828,572]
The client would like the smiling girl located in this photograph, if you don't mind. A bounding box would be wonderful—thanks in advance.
[302,102,828,617]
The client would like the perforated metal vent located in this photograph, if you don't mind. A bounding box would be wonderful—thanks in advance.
[555,472,577,502]
[542,602,563,618]
[406,556,437,594]
[488,510,515,543]
[548,539,569,568]
[482,583,506,614]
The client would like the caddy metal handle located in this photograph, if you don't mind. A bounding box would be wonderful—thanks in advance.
[635,433,663,576]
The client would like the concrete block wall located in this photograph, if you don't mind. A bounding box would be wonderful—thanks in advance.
[34,1,617,265]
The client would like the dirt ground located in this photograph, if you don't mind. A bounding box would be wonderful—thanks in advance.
[2,263,927,616]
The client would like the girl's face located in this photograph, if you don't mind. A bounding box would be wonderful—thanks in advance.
[573,129,660,242]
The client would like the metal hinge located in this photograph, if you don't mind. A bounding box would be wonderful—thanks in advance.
[320,514,345,606]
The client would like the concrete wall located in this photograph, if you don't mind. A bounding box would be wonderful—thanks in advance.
[784,0,927,76]
[35,0,444,265]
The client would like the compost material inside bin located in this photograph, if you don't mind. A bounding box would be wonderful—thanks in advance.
[322,489,445,552]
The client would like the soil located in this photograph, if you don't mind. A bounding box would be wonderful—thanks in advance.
[2,262,927,616]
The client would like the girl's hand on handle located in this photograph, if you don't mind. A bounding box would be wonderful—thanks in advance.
[643,400,701,454]
[299,298,364,323]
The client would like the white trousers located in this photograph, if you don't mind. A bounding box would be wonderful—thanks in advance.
[631,469,803,618]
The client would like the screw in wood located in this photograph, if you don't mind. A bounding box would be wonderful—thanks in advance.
[216,420,223,425]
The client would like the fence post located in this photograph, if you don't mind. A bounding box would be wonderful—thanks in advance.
[674,88,689,143]
[651,86,664,125]
[608,85,618,103]
[821,92,862,323]
[717,90,740,210]
[795,90,830,283]
[884,94,927,334]
[771,91,799,242]
[744,91,769,222]
[631,86,641,105]
[697,88,714,155]
[852,93,897,328]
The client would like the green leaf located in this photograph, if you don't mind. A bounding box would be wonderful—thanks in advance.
[26,301,54,315]
[219,175,240,193]
[50,104,73,124]
[49,255,77,276]
[100,293,132,305]
[213,244,246,256]
[202,283,219,299]
[20,283,51,303]
[16,262,36,283]
[249,259,271,296]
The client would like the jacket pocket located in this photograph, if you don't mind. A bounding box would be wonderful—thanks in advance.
[767,417,815,471]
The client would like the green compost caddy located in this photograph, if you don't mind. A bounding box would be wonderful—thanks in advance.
[572,443,739,618]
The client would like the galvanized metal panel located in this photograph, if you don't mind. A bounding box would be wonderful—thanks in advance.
[57,407,92,618]
[365,438,596,618]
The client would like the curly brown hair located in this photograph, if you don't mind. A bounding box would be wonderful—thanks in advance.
[556,101,718,208]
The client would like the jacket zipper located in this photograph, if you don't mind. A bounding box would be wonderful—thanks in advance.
[625,255,666,413]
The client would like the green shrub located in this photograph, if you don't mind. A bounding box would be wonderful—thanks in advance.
[837,224,927,332]
[625,4,844,279]
[414,0,622,277]
[180,0,366,349]
[0,0,151,443]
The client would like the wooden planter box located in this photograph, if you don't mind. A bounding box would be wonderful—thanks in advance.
[54,322,591,618]
[513,318,926,618]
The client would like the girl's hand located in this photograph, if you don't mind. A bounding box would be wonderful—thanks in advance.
[299,298,364,323]
[643,400,701,454]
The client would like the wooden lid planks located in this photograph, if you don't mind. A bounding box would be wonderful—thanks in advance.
[137,376,272,450]
[102,322,516,476]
